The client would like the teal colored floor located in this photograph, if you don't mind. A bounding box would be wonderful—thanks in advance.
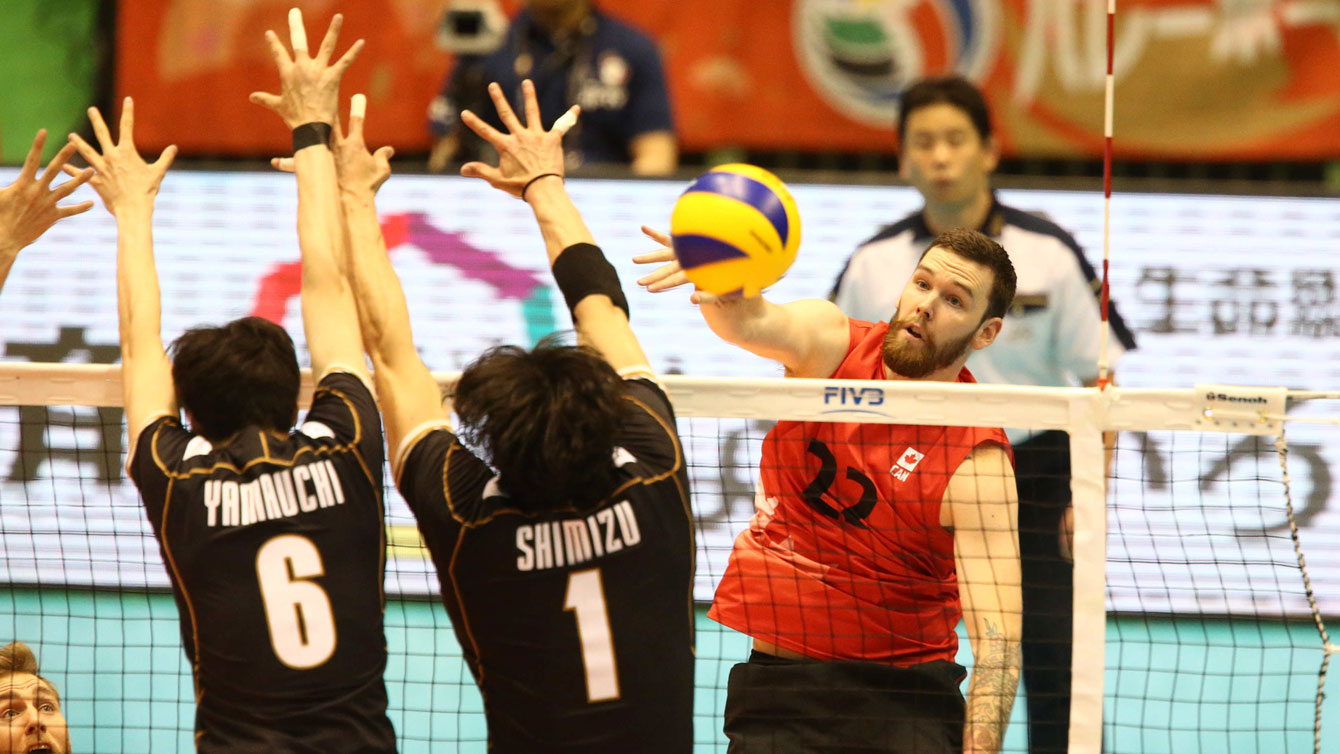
[2,589,1335,753]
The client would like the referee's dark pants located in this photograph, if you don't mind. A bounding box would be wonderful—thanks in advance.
[1016,430,1074,754]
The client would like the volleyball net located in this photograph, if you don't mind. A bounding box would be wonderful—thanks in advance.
[0,364,1335,752]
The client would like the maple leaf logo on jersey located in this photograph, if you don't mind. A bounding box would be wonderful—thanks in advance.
[897,448,925,472]
[891,447,925,482]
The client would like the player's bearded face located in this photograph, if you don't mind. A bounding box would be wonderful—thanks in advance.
[881,311,977,379]
[0,675,70,754]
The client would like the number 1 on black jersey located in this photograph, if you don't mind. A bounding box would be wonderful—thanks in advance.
[563,568,620,703]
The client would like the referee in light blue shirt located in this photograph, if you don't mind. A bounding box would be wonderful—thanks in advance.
[831,76,1137,754]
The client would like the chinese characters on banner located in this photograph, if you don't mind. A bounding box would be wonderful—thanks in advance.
[1137,267,1340,337]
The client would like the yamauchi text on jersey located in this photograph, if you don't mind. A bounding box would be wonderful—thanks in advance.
[514,500,643,572]
[201,459,347,528]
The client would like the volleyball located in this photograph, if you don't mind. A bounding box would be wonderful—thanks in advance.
[669,164,801,297]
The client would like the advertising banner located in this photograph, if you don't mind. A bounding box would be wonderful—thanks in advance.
[116,0,1340,159]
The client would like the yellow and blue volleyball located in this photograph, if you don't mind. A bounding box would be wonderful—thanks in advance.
[670,164,801,297]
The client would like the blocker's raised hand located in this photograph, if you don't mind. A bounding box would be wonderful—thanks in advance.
[67,99,177,217]
[459,79,576,199]
[249,9,364,128]
[333,94,394,196]
[0,130,94,254]
[271,94,394,195]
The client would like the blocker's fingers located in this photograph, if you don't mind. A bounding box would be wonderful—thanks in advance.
[460,110,509,151]
[263,30,291,68]
[154,144,179,171]
[40,140,80,188]
[332,39,364,77]
[57,200,95,218]
[67,134,106,170]
[87,107,115,151]
[460,161,502,182]
[460,162,516,194]
[271,157,296,173]
[552,105,580,136]
[521,79,542,129]
[288,7,310,57]
[119,97,136,145]
[348,93,367,140]
[249,91,283,111]
[315,13,343,64]
[50,166,93,199]
[486,82,522,133]
[19,130,47,181]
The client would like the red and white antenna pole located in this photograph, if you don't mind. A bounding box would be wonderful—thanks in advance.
[1097,0,1116,389]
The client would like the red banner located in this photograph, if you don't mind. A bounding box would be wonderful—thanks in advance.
[116,0,455,155]
[118,0,1340,159]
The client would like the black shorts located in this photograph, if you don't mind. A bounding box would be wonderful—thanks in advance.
[723,651,966,754]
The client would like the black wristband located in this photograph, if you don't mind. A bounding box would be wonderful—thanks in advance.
[521,173,562,200]
[292,122,333,153]
[551,243,630,322]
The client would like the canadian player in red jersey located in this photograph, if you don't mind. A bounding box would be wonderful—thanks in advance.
[638,228,1020,754]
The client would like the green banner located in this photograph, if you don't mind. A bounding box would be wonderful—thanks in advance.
[0,0,101,164]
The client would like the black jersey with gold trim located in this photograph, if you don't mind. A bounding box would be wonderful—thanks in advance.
[399,378,694,754]
[128,371,396,753]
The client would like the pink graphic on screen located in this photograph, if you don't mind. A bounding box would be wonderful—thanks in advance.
[249,212,556,343]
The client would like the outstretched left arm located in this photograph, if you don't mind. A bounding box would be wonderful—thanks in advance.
[946,443,1022,754]
[68,100,178,450]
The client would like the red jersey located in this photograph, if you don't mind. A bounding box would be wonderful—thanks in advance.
[709,319,1011,666]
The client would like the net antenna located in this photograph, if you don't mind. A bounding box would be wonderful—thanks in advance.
[1096,0,1116,389]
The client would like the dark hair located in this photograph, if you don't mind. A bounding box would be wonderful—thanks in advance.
[0,641,58,702]
[898,75,992,147]
[454,335,629,509]
[921,229,1016,321]
[169,316,301,442]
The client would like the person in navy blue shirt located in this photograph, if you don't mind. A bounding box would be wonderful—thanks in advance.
[428,0,677,175]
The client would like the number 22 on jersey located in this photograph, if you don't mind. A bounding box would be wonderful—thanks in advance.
[256,534,338,669]
[564,568,620,703]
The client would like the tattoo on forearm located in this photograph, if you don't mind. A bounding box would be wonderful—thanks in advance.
[964,617,1022,754]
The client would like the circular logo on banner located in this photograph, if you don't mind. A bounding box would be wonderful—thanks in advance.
[793,0,999,129]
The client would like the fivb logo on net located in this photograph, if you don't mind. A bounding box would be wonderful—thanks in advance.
[793,0,1000,129]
